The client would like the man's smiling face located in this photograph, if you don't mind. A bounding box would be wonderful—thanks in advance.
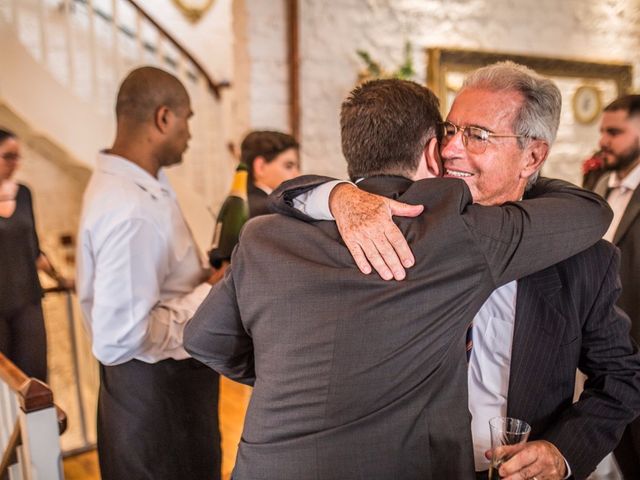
[441,87,533,206]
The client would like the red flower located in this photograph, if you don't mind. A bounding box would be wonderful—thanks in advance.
[582,153,604,175]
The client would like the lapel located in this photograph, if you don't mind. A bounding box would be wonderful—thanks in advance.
[613,184,640,245]
[593,173,610,198]
[507,266,566,422]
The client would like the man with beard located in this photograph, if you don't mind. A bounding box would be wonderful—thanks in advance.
[594,94,640,478]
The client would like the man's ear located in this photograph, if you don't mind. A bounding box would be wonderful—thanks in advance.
[425,137,442,177]
[252,156,267,180]
[154,106,171,134]
[521,139,549,179]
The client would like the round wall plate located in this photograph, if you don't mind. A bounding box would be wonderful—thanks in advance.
[573,85,602,124]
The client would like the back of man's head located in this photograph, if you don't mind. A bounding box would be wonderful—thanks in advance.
[115,66,189,125]
[341,79,441,181]
[462,61,561,147]
[604,94,640,119]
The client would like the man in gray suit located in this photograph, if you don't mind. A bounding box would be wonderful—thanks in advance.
[185,79,610,479]
[594,94,640,478]
[274,63,640,479]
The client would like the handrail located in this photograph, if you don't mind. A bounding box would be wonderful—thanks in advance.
[0,353,68,479]
[71,0,230,98]
[0,353,53,413]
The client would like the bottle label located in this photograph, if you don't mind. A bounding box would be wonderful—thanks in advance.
[210,221,223,249]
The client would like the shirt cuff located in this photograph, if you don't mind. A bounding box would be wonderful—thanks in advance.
[563,457,571,479]
[291,180,353,220]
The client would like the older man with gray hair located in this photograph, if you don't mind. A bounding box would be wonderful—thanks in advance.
[271,62,640,480]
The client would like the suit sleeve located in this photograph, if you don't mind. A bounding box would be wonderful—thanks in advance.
[184,264,255,386]
[269,175,340,221]
[540,248,640,479]
[463,177,613,287]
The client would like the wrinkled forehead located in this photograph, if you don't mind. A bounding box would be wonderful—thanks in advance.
[447,88,524,132]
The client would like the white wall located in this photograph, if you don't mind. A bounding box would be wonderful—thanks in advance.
[274,0,640,182]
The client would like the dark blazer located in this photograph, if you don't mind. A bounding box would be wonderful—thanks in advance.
[248,183,270,218]
[593,173,640,477]
[186,175,610,480]
[594,174,640,343]
[508,240,640,480]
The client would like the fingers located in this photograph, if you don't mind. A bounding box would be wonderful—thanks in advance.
[388,198,424,218]
[498,441,566,480]
[332,187,417,280]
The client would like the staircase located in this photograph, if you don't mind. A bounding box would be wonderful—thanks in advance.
[0,0,234,250]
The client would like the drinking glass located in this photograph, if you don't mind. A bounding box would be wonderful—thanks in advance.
[488,416,531,479]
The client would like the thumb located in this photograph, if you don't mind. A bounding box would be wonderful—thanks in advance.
[388,199,424,218]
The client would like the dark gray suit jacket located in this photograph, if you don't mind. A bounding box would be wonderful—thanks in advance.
[594,173,640,343]
[508,240,640,480]
[185,176,610,480]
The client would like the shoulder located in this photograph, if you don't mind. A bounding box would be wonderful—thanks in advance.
[402,177,471,210]
[535,239,618,286]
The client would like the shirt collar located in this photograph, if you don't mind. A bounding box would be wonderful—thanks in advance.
[608,161,640,192]
[96,151,175,200]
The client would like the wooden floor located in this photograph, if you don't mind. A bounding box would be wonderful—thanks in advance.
[63,377,251,480]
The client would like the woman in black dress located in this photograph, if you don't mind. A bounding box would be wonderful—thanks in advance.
[0,128,69,381]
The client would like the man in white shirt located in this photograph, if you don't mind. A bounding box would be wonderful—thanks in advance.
[272,63,640,480]
[595,94,640,479]
[76,67,221,480]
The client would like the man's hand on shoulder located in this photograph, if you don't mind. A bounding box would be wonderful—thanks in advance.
[329,183,423,281]
[487,440,568,480]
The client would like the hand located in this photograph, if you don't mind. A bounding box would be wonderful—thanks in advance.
[58,277,75,291]
[486,440,567,480]
[329,183,424,280]
[207,261,229,285]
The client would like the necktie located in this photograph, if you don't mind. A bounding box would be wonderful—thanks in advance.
[466,321,473,363]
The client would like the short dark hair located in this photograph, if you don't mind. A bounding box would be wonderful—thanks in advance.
[116,66,190,124]
[240,131,299,181]
[604,94,640,118]
[340,79,442,181]
[0,128,16,145]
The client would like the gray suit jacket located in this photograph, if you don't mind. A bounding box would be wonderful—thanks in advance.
[185,176,611,480]
[595,173,640,343]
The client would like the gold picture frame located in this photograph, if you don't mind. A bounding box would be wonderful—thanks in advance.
[426,48,633,117]
[172,0,216,23]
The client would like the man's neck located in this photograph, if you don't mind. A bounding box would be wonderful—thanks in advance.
[108,142,159,178]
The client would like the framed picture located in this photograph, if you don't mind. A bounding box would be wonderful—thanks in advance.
[425,47,634,186]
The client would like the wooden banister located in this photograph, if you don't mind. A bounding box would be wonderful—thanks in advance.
[0,353,53,412]
[0,420,20,480]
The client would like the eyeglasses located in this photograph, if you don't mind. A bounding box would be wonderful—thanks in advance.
[440,121,530,154]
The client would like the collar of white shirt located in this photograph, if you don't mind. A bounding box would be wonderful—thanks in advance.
[96,151,174,200]
[607,161,640,192]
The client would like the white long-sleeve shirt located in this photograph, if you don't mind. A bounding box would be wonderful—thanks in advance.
[76,152,211,366]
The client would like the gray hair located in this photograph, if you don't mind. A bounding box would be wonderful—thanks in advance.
[462,62,561,185]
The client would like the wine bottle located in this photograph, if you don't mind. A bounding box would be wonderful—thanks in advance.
[208,163,249,268]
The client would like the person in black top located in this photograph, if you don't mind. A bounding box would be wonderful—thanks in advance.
[240,130,300,217]
[0,128,71,381]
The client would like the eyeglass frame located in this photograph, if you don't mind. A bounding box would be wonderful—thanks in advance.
[439,121,533,154]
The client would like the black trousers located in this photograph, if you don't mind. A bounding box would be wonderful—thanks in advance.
[98,358,221,480]
[615,415,640,479]
[0,301,47,381]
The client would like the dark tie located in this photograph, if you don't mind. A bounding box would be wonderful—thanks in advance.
[466,321,473,362]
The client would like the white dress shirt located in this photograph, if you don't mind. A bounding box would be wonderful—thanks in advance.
[468,283,517,471]
[603,162,640,242]
[76,153,211,366]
